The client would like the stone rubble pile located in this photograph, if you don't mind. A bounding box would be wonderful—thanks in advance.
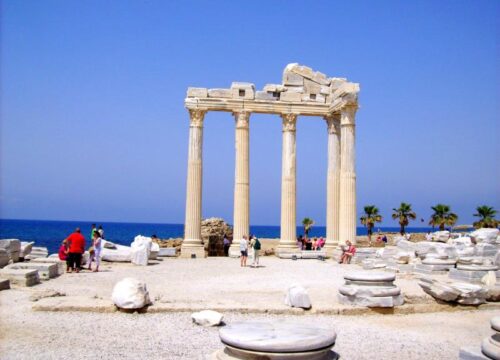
[338,271,404,308]
[187,63,359,107]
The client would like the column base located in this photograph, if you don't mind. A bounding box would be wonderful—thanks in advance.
[330,247,345,263]
[180,245,206,259]
[228,244,241,258]
[323,244,339,258]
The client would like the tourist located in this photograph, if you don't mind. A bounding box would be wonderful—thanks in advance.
[382,235,388,243]
[252,236,261,267]
[305,237,312,250]
[318,237,325,249]
[88,231,102,272]
[297,235,304,250]
[425,231,432,242]
[64,228,86,273]
[98,225,104,238]
[223,235,230,256]
[240,235,248,267]
[340,240,356,264]
[376,234,382,243]
[58,240,70,272]
[312,238,318,250]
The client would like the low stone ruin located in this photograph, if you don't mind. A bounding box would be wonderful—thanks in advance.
[284,284,312,309]
[449,263,500,284]
[201,217,233,256]
[32,258,66,276]
[419,277,488,305]
[0,239,21,263]
[4,262,58,281]
[459,316,500,360]
[0,268,40,287]
[191,310,223,327]
[211,320,339,359]
[130,235,152,266]
[338,271,404,308]
[26,246,49,260]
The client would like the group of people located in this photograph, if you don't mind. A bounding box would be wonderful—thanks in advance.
[297,235,325,250]
[58,224,104,273]
[239,234,261,267]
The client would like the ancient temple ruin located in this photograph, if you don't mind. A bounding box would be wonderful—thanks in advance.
[181,64,360,258]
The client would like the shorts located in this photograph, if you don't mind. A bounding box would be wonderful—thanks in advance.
[240,250,248,257]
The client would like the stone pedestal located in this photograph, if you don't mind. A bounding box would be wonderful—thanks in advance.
[324,115,341,255]
[277,114,299,257]
[338,271,403,307]
[181,109,207,259]
[211,320,339,359]
[338,106,357,245]
[229,111,251,258]
[460,316,500,360]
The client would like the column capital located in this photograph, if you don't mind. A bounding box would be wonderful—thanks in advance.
[188,109,206,128]
[281,113,297,132]
[325,113,341,134]
[233,111,251,129]
[340,105,357,126]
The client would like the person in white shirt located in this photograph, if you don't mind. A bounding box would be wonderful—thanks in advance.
[239,235,248,267]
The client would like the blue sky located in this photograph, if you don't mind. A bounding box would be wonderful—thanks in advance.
[1,0,498,227]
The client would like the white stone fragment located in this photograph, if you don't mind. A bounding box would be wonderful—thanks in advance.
[20,241,34,258]
[149,242,159,260]
[471,228,500,244]
[0,249,9,268]
[284,284,311,309]
[186,87,208,98]
[130,236,152,266]
[101,240,132,262]
[0,239,21,263]
[191,310,223,327]
[432,231,450,242]
[111,278,151,310]
[481,271,497,287]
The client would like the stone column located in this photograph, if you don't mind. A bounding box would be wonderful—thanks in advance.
[324,114,341,254]
[181,109,206,258]
[229,111,251,257]
[277,113,299,256]
[338,106,358,245]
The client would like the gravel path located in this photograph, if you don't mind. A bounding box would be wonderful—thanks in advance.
[0,257,496,359]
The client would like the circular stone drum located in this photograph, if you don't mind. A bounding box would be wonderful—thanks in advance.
[212,320,338,359]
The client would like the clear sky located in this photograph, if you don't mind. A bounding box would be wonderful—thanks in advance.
[1,0,498,227]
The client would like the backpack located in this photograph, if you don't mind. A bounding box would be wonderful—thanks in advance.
[254,238,261,250]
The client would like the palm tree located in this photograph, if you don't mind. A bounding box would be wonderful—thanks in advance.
[302,217,314,239]
[392,202,417,235]
[473,205,498,228]
[360,205,383,242]
[429,204,458,231]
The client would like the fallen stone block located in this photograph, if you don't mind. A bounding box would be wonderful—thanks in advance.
[5,262,58,280]
[26,246,49,260]
[0,268,40,287]
[471,228,499,244]
[419,277,487,305]
[158,248,177,257]
[0,249,9,268]
[0,239,21,262]
[31,258,66,276]
[112,277,151,310]
[20,241,34,259]
[131,235,152,266]
[191,310,223,327]
[284,284,311,309]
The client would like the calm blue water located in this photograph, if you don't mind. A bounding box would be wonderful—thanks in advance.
[0,219,434,254]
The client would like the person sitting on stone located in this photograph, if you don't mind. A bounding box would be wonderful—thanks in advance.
[340,240,356,264]
[312,238,318,250]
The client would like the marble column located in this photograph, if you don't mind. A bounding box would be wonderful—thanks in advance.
[181,109,206,258]
[338,106,358,245]
[229,111,251,257]
[277,113,298,256]
[324,114,341,253]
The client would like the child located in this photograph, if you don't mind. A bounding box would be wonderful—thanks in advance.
[58,240,69,272]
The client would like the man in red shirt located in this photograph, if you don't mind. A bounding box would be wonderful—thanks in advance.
[64,228,86,273]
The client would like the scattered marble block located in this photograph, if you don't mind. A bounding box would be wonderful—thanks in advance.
[0,249,9,268]
[301,250,327,259]
[362,259,387,270]
[449,266,500,284]
[351,248,377,264]
[192,310,223,327]
[338,271,403,308]
[149,242,159,260]
[471,228,499,244]
[284,284,311,309]
[158,248,176,257]
[414,264,453,275]
[31,258,66,276]
[0,239,21,262]
[0,278,10,291]
[475,243,500,257]
[0,268,40,287]
[5,262,58,280]
[101,240,132,262]
[419,277,488,305]
[212,320,338,359]
[131,236,152,266]
[20,241,34,259]
[111,278,151,310]
[26,247,49,260]
[385,263,414,274]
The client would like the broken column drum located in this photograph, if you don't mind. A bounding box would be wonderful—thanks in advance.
[181,64,360,258]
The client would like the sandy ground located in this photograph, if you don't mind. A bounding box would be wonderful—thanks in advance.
[0,256,497,359]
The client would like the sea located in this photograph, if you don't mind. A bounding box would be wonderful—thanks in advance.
[0,219,435,254]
